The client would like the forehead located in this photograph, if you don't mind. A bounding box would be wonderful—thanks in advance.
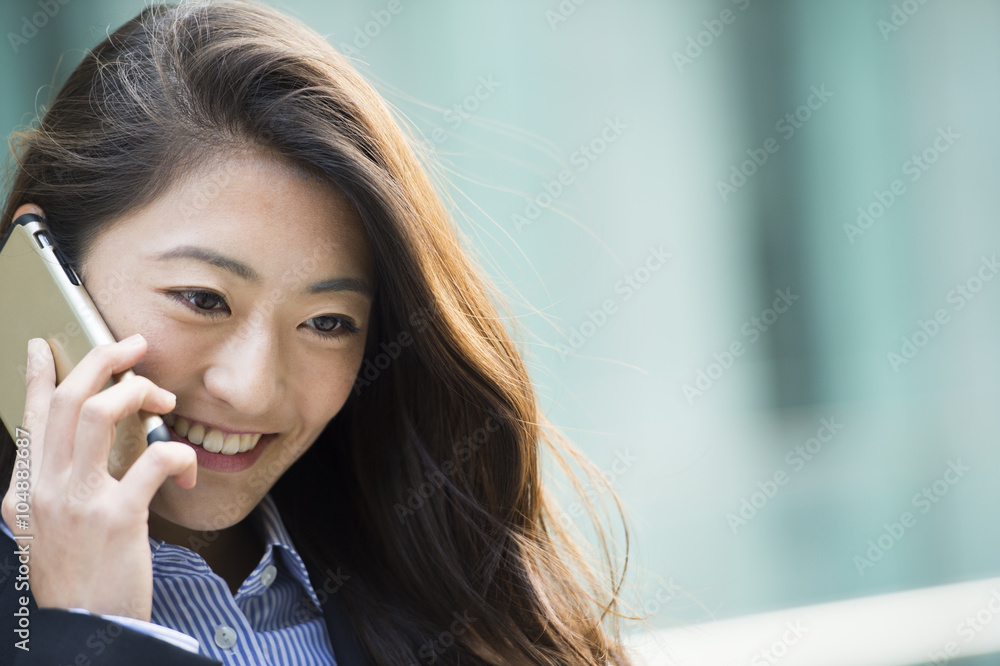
[86,153,374,281]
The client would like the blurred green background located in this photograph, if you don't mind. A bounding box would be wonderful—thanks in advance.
[3,0,999,653]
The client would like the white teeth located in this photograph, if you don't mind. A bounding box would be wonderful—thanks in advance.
[202,428,224,453]
[221,433,241,455]
[168,415,265,455]
[241,433,263,452]
[187,423,205,445]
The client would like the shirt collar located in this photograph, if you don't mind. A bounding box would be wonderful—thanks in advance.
[252,494,325,610]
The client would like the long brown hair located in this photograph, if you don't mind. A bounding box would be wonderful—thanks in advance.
[0,2,635,663]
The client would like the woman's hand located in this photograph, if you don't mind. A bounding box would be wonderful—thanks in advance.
[0,334,198,621]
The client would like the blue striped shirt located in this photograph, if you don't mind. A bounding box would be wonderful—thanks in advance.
[146,493,337,664]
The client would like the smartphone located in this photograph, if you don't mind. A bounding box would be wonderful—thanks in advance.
[0,212,170,444]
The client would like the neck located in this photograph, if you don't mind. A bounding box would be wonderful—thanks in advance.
[148,511,265,596]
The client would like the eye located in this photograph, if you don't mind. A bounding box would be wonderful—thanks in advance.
[168,290,230,318]
[168,290,361,339]
[167,290,361,339]
[305,315,361,339]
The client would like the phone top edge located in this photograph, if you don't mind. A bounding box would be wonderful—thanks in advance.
[12,213,43,227]
[0,213,46,254]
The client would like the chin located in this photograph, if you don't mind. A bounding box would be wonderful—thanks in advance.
[150,483,258,532]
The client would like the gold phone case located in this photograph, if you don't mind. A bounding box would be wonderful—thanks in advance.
[0,214,169,444]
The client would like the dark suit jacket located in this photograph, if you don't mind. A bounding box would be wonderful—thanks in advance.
[0,529,371,665]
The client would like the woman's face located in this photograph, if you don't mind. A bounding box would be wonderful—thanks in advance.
[78,154,374,531]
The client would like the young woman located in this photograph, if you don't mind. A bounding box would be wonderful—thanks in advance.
[0,2,634,663]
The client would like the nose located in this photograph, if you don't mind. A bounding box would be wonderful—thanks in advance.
[202,317,286,419]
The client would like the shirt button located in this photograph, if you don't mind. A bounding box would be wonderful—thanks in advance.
[214,626,237,650]
[260,564,278,587]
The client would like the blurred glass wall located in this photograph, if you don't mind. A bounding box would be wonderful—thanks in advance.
[2,0,999,654]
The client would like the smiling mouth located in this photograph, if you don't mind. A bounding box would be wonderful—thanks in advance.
[162,413,264,455]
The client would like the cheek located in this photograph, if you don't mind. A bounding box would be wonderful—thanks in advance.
[294,354,365,426]
[90,291,202,386]
[130,321,213,381]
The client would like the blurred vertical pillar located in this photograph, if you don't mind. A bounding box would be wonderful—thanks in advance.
[729,0,913,409]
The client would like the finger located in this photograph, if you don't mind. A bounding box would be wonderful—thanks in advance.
[21,338,56,485]
[70,374,175,484]
[0,425,33,531]
[3,339,54,532]
[117,441,198,510]
[41,334,150,478]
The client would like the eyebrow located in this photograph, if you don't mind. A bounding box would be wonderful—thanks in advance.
[153,245,374,298]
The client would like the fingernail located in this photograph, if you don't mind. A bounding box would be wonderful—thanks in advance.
[26,338,45,374]
[161,389,176,406]
[123,333,145,347]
